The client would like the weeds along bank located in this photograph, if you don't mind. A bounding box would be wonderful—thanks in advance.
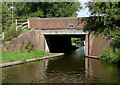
[90,33,120,64]
[98,47,120,63]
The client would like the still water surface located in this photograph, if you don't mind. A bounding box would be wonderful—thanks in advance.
[2,47,120,83]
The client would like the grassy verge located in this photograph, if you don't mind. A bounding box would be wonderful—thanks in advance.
[19,28,32,35]
[1,50,55,63]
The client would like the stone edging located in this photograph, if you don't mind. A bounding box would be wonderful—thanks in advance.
[85,56,98,59]
[0,53,64,68]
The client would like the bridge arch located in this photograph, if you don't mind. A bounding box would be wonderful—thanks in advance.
[29,17,91,56]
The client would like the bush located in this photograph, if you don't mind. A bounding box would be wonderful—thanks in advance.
[2,23,31,44]
[2,23,20,43]
[98,47,120,63]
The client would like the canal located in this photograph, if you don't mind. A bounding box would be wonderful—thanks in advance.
[2,47,120,83]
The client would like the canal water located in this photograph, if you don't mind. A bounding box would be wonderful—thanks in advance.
[2,47,120,83]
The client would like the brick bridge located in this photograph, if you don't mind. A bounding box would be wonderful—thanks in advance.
[2,17,112,57]
[29,17,91,56]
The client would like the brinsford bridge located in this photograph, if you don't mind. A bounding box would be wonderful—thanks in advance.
[29,17,90,56]
[2,17,112,57]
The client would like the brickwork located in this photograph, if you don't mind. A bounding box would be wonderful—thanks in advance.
[89,32,94,56]
[29,17,85,29]
[2,30,40,51]
[90,33,112,56]
[85,34,89,56]
[2,17,112,57]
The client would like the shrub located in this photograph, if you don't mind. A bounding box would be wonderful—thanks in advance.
[2,23,32,44]
[99,47,120,63]
[2,23,21,44]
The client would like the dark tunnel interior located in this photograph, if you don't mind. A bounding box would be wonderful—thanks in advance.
[44,35,86,53]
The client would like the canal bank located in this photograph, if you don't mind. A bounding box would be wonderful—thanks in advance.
[0,53,64,68]
[85,56,98,59]
[2,47,120,84]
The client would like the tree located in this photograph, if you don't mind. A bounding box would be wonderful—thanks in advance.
[6,2,81,18]
[45,2,81,17]
[84,2,120,48]
[2,2,12,31]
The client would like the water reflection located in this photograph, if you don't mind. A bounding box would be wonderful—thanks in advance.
[2,47,120,83]
[85,58,120,83]
[2,61,46,83]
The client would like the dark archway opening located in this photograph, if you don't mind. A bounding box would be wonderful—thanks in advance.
[44,35,86,53]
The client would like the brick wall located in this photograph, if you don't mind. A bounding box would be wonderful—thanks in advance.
[2,30,42,52]
[2,17,112,57]
[29,17,85,29]
[90,33,112,56]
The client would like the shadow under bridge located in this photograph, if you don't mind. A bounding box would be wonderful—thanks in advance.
[44,35,86,53]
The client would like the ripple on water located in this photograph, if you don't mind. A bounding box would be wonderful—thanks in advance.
[2,47,120,83]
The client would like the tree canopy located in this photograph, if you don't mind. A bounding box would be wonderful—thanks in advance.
[84,2,120,48]
[6,2,81,18]
[2,2,12,31]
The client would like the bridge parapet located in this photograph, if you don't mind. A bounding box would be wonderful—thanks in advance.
[29,17,85,29]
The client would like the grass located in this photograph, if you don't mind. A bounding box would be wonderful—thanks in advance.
[1,50,55,63]
[19,28,32,35]
[72,42,76,46]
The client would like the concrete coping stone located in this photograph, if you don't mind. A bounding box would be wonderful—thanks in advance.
[29,17,84,19]
[85,56,98,59]
[0,53,64,68]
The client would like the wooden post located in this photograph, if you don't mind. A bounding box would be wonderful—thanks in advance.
[3,32,4,39]
[28,19,30,28]
[15,19,18,31]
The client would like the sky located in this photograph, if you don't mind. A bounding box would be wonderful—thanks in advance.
[77,1,91,17]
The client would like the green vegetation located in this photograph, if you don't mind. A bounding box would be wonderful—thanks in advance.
[72,43,76,46]
[2,3,12,31]
[1,50,55,63]
[85,2,120,48]
[83,2,120,63]
[98,47,120,63]
[2,23,31,44]
[71,38,80,46]
[19,28,32,35]
[71,37,85,46]
[71,38,81,41]
[2,23,18,43]
[6,2,81,19]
